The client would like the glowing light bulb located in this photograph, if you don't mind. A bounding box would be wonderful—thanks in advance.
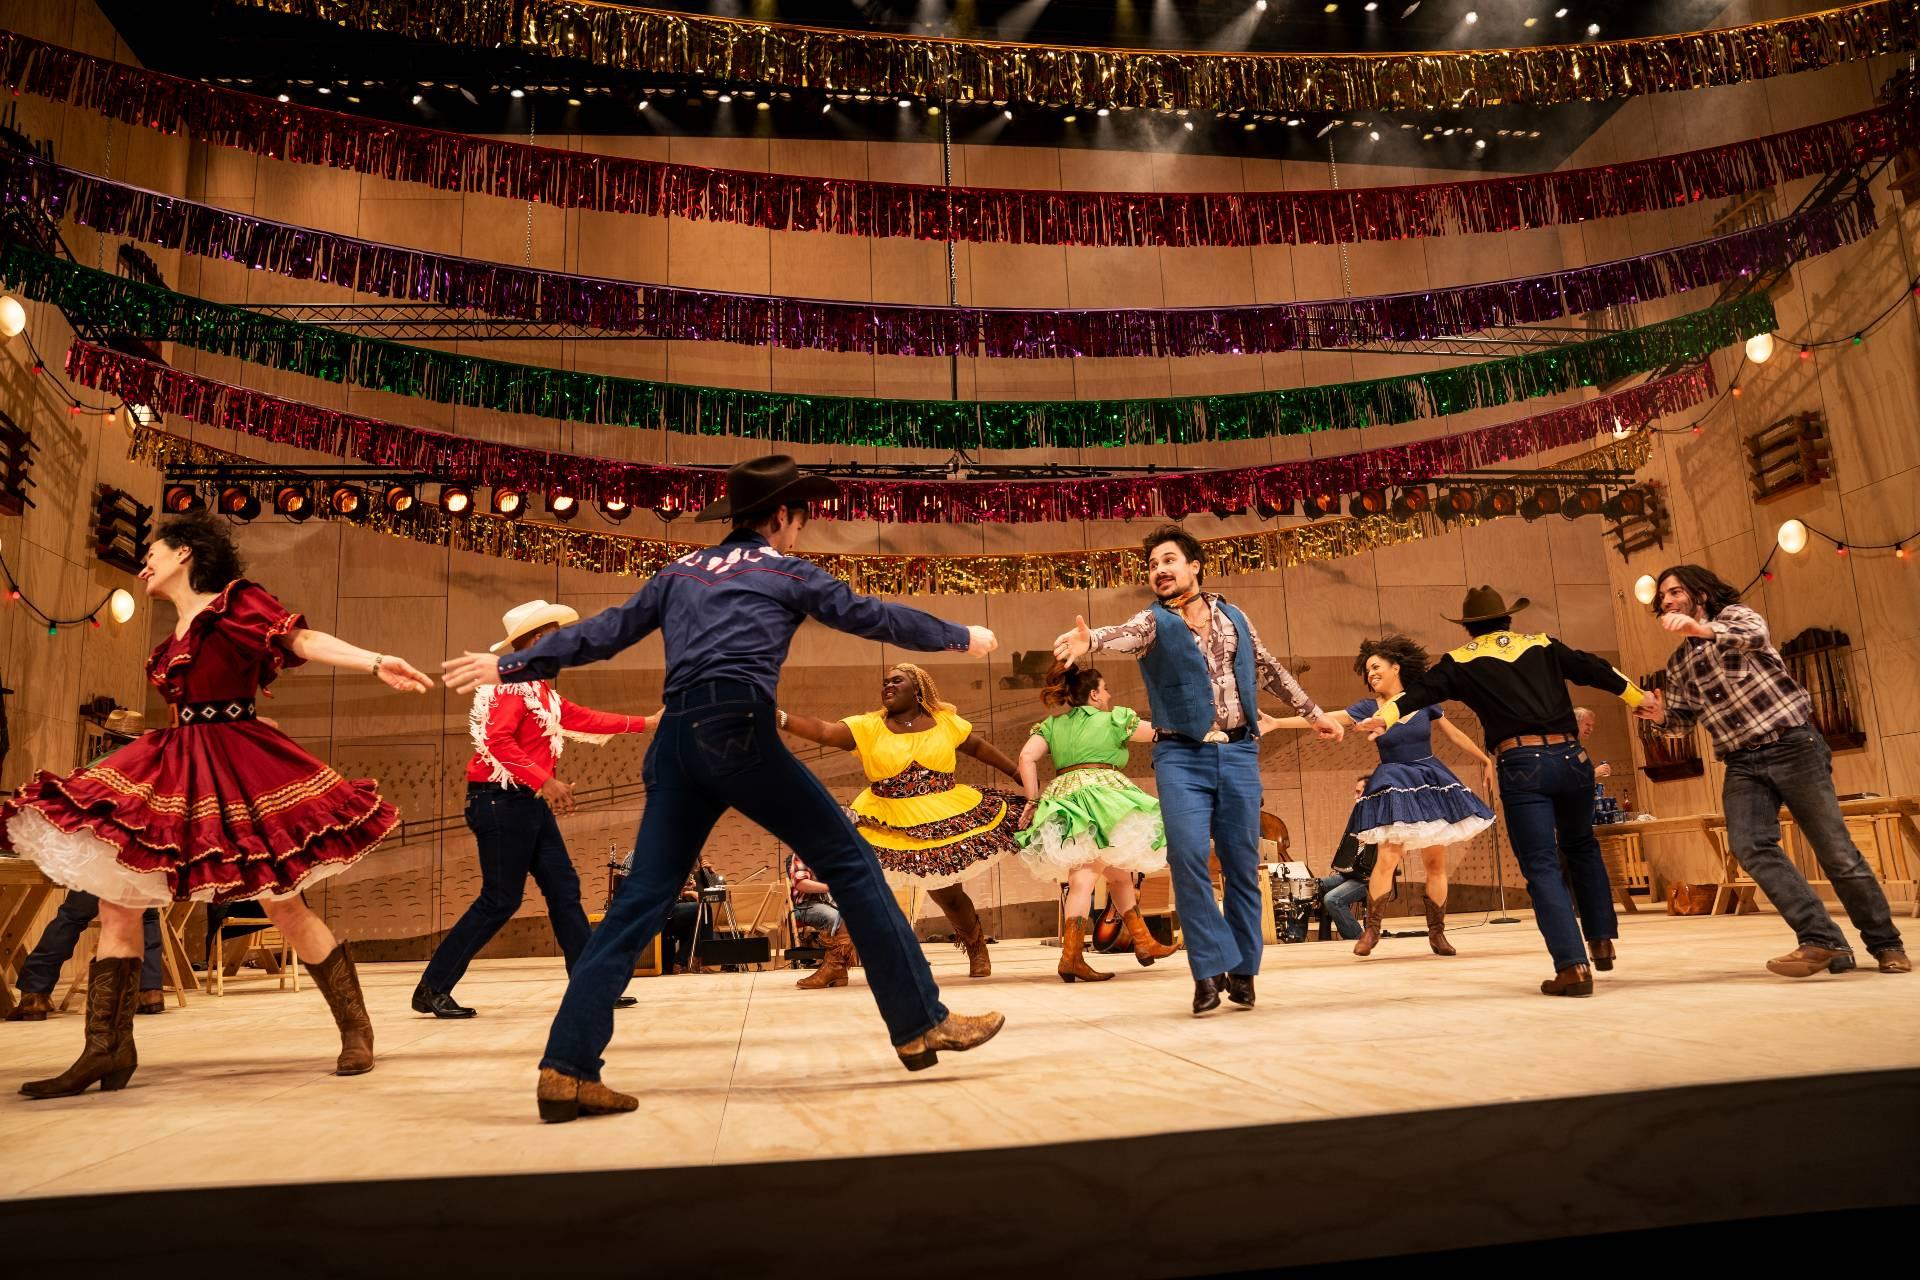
[1633,575,1658,605]
[109,588,136,624]
[1776,519,1809,555]
[1744,331,1775,364]
[0,294,25,338]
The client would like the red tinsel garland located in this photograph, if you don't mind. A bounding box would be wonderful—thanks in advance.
[69,340,1710,524]
[0,27,1911,248]
[5,151,1876,359]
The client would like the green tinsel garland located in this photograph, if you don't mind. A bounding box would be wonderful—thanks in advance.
[2,244,1774,450]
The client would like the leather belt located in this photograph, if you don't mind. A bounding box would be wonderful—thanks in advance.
[1495,731,1576,755]
[1158,725,1252,745]
[172,699,257,727]
[1058,762,1117,774]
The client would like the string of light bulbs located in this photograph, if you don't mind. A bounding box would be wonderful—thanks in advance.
[0,546,138,636]
[1632,515,1918,608]
[1649,272,1920,438]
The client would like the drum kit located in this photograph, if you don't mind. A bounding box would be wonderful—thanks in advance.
[1266,861,1318,943]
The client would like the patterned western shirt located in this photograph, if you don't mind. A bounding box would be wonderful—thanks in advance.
[1659,605,1812,758]
[788,853,832,908]
[1089,594,1321,730]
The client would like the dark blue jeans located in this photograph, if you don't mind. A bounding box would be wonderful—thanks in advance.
[422,786,593,994]
[1497,742,1615,971]
[542,681,947,1080]
[1154,736,1264,980]
[16,893,163,995]
[1722,723,1901,954]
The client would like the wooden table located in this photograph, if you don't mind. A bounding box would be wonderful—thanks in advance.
[1709,796,1919,916]
[0,857,58,1018]
[1593,824,1654,913]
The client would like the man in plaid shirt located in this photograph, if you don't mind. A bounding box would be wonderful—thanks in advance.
[1639,565,1907,977]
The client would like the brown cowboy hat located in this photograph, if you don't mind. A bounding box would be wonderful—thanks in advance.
[1444,585,1531,625]
[693,455,840,524]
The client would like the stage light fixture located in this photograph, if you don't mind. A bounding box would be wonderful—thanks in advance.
[1602,488,1646,520]
[1303,491,1341,520]
[1478,488,1517,519]
[547,492,579,521]
[1349,487,1389,517]
[218,485,261,522]
[382,483,416,514]
[162,483,204,514]
[492,488,525,518]
[273,483,311,519]
[1528,487,1563,517]
[1436,487,1477,523]
[438,484,472,515]
[1563,487,1604,519]
[602,495,632,522]
[1390,487,1431,517]
[328,484,363,516]
[1254,497,1293,520]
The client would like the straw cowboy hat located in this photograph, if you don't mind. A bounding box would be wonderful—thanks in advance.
[694,454,840,524]
[1443,585,1532,626]
[102,708,146,739]
[490,599,580,654]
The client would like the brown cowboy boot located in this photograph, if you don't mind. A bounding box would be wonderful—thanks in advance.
[136,989,166,1015]
[895,1010,1006,1071]
[1540,964,1594,997]
[1424,899,1457,956]
[932,887,991,978]
[6,991,54,1021]
[1590,938,1617,972]
[797,929,854,989]
[1766,944,1857,978]
[1353,900,1384,957]
[1058,916,1113,983]
[21,957,139,1099]
[303,941,375,1076]
[1122,907,1179,966]
[1872,947,1911,974]
[536,1067,640,1123]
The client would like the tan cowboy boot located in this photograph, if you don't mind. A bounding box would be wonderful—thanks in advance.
[6,991,54,1021]
[1057,916,1113,983]
[1424,899,1457,956]
[21,958,139,1099]
[303,942,375,1075]
[895,1010,1006,1072]
[1122,907,1179,966]
[1353,900,1384,957]
[932,887,991,978]
[797,929,854,989]
[536,1067,640,1123]
[1540,964,1594,997]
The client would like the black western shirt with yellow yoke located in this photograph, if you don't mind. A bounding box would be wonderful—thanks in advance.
[1376,630,1647,751]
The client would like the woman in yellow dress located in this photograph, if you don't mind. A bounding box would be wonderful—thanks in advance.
[779,663,1027,978]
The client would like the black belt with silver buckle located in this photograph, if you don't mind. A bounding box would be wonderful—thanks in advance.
[174,699,257,726]
[1157,725,1252,745]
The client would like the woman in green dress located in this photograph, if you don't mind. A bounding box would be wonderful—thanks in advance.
[1016,663,1181,982]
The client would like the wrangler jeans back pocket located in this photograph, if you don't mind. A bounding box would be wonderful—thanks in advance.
[690,709,762,780]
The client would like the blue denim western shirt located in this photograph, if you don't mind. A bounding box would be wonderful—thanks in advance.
[496,531,968,699]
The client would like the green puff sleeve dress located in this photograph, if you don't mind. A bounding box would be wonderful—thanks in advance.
[1014,705,1167,878]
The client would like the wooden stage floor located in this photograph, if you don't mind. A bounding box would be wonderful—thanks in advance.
[2,908,1915,1273]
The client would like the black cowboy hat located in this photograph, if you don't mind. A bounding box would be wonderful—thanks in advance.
[1444,585,1531,625]
[693,454,841,524]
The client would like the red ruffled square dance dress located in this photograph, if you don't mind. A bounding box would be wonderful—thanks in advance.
[1,581,397,907]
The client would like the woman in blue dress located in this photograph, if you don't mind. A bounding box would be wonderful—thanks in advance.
[1271,635,1495,957]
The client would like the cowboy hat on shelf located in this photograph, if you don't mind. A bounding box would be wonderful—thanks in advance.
[693,454,841,524]
[1443,586,1532,626]
[102,708,146,739]
[490,600,581,654]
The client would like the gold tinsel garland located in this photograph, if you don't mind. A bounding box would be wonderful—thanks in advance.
[130,426,1651,596]
[223,0,1917,116]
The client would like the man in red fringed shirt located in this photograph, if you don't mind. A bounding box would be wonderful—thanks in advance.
[414,600,659,1019]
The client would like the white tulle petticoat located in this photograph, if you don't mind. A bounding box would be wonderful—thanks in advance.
[1019,810,1167,879]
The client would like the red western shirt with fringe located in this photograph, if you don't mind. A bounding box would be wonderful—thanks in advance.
[463,682,649,789]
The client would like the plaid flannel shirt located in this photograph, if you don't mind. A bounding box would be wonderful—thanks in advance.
[1660,605,1812,758]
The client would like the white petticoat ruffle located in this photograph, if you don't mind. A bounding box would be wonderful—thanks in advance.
[1351,812,1494,851]
[1019,810,1167,879]
[5,806,352,908]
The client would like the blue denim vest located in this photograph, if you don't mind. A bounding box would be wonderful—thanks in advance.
[1136,597,1259,739]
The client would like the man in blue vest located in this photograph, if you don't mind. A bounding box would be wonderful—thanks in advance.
[1055,524,1341,1015]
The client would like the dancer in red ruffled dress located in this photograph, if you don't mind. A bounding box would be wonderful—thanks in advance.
[2,514,434,1097]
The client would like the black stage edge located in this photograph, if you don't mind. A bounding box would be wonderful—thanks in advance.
[5,1068,1914,1276]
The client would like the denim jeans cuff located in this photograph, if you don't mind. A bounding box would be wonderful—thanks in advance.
[889,1006,949,1048]
[537,1056,599,1083]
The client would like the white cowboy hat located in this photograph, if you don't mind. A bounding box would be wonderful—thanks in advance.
[490,599,581,654]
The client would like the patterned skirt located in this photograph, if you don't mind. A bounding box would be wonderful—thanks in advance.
[1,722,396,907]
[849,777,1024,891]
[1016,767,1166,879]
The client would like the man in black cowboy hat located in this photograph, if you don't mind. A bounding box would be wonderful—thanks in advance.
[445,455,1007,1122]
[1355,586,1648,997]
